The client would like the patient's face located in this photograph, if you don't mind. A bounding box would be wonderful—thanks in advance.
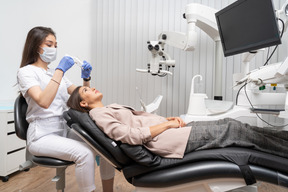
[79,86,103,105]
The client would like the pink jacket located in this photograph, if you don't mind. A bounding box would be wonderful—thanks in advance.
[89,103,191,158]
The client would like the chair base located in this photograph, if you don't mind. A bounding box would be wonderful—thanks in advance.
[135,178,258,192]
[54,167,66,191]
[31,156,73,191]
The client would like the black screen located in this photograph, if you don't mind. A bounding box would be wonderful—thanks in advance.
[215,0,281,57]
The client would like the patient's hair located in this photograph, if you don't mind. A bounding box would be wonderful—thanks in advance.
[67,86,90,113]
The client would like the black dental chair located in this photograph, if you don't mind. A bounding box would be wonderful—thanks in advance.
[63,108,288,192]
[14,95,74,192]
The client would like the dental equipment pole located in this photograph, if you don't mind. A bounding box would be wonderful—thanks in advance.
[214,41,223,100]
[185,4,222,99]
[232,51,259,87]
[137,3,223,100]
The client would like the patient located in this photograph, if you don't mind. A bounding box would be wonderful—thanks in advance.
[67,86,288,159]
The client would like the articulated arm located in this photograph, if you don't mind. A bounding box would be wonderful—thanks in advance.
[136,3,219,77]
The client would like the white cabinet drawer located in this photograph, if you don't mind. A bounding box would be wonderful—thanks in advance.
[6,122,15,133]
[6,134,26,152]
[6,112,14,122]
[6,149,26,174]
[6,112,15,133]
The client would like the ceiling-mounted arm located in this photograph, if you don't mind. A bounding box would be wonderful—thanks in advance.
[158,3,219,51]
[136,3,219,77]
[185,3,219,41]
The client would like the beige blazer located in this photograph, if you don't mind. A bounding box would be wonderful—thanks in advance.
[89,103,191,158]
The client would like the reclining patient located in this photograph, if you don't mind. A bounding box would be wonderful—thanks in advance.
[67,86,288,159]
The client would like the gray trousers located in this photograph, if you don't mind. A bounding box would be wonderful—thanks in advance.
[185,118,288,158]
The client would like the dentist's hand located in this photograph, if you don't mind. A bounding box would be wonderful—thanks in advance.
[56,56,74,73]
[81,60,92,79]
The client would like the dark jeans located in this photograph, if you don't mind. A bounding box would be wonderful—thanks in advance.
[185,118,288,158]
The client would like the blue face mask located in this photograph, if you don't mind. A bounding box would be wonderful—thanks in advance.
[39,47,57,63]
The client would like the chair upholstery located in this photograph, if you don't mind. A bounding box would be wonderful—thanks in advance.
[14,95,28,140]
[14,95,73,191]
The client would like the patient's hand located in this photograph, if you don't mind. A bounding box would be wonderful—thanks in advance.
[166,117,186,128]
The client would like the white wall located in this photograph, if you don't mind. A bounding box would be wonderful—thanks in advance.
[0,0,94,102]
[1,0,287,119]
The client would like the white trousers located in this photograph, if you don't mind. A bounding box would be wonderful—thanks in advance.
[27,117,115,192]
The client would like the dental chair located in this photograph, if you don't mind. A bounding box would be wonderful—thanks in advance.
[63,108,288,192]
[14,95,74,192]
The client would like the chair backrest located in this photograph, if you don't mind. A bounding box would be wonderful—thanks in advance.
[14,95,29,140]
[64,109,132,167]
[64,109,161,168]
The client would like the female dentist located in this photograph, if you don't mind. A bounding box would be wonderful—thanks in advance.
[17,26,115,192]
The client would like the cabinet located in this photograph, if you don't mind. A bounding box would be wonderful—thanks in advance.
[0,105,26,182]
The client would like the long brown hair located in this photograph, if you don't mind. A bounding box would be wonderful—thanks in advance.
[20,26,56,68]
[67,86,90,113]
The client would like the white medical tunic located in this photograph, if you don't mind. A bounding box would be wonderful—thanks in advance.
[17,65,73,140]
[17,65,72,122]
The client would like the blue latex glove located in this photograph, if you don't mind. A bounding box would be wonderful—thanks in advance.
[81,60,92,79]
[56,56,74,73]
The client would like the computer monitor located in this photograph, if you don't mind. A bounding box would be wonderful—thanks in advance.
[215,0,281,57]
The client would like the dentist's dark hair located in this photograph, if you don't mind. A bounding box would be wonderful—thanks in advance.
[67,86,90,113]
[20,26,56,68]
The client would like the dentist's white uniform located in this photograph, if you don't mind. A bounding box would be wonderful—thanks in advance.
[17,65,114,192]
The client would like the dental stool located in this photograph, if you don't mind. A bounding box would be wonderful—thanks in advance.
[14,95,74,192]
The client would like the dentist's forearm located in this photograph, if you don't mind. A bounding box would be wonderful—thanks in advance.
[40,69,63,108]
